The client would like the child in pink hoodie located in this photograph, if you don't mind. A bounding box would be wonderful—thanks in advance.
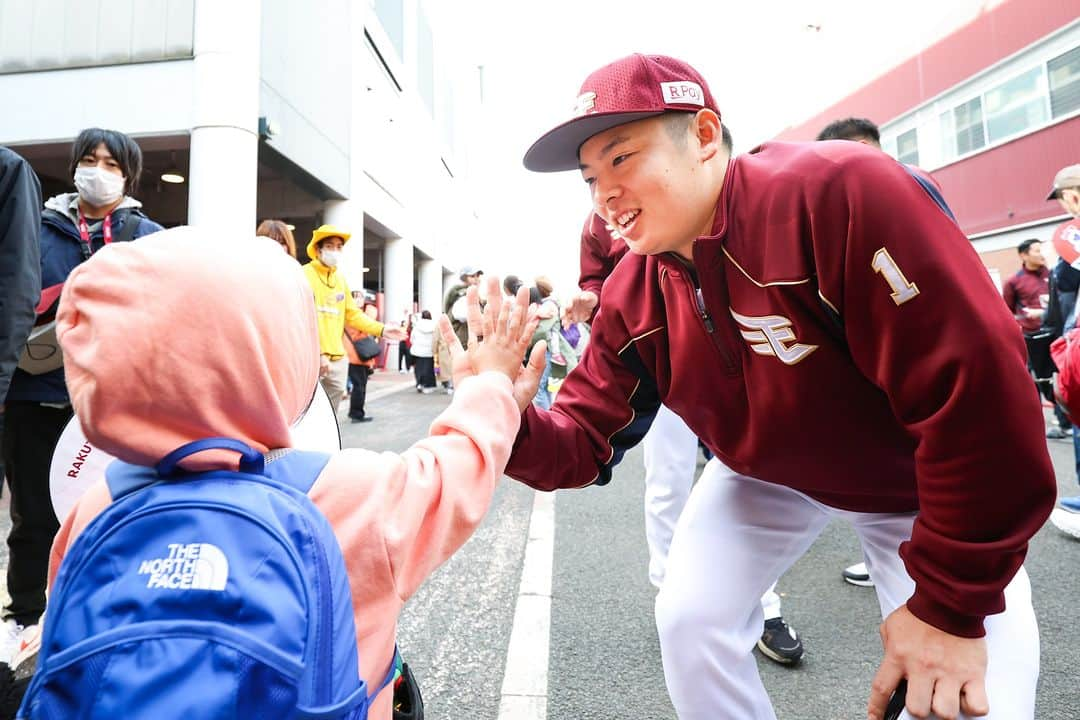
[45,227,545,719]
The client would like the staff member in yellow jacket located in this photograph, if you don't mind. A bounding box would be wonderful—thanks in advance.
[302,224,405,414]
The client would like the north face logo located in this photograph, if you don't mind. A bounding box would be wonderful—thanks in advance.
[731,310,818,366]
[137,543,229,591]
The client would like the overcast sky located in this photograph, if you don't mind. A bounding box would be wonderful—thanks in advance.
[437,0,1008,298]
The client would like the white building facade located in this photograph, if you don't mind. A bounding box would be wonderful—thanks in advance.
[0,0,482,363]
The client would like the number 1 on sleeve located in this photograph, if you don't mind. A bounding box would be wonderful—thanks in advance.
[872,248,920,306]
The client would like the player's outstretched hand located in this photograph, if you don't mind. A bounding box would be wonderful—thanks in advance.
[566,290,598,324]
[437,277,540,402]
[514,340,547,413]
[868,604,989,720]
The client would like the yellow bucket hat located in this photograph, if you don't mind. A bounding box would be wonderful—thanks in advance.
[307,224,351,259]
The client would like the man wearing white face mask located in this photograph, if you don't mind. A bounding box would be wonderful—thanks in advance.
[1,128,163,660]
[301,225,405,416]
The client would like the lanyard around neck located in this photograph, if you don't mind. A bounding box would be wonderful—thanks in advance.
[77,211,112,256]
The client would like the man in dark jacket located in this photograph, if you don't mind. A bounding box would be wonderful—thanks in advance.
[1,129,163,659]
[0,148,42,545]
[0,148,41,405]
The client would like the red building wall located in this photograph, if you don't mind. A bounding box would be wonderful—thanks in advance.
[936,116,1080,235]
[771,0,1079,238]
[774,0,1078,142]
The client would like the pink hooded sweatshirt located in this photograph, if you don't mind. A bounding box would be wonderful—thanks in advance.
[49,227,521,719]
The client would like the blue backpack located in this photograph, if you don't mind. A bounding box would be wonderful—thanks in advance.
[18,438,396,719]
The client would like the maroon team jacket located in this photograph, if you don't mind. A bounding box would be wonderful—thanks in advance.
[506,140,1055,638]
[578,213,624,302]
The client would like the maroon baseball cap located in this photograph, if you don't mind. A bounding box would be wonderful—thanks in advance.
[523,54,720,173]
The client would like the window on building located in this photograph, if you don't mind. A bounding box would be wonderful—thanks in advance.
[953,97,985,155]
[374,0,404,63]
[984,66,1049,143]
[1049,45,1080,118]
[938,109,956,163]
[880,134,897,160]
[896,128,918,166]
[417,8,435,117]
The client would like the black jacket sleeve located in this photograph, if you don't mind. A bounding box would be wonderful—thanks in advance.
[0,147,42,402]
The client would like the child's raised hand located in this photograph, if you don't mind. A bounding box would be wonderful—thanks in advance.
[470,278,539,381]
[436,277,541,403]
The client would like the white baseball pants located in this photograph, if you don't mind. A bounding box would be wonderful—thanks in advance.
[643,405,781,619]
[654,459,1039,719]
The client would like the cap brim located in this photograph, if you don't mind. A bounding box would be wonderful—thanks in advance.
[312,232,351,245]
[523,111,664,172]
[1048,187,1062,201]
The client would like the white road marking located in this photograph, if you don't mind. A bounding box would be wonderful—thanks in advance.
[497,490,555,719]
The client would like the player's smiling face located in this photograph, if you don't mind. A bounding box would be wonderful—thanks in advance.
[578,114,714,260]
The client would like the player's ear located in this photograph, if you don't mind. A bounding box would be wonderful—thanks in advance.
[693,109,722,162]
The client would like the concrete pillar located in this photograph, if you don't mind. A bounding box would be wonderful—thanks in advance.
[323,2,366,293]
[187,0,260,236]
[418,258,444,315]
[324,199,366,289]
[383,236,413,369]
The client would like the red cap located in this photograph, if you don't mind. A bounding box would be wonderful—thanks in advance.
[523,54,720,173]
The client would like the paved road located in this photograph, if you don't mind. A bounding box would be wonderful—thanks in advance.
[3,372,1074,718]
[343,383,1077,720]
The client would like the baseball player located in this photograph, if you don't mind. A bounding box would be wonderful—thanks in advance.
[502,54,1054,719]
[573,211,803,665]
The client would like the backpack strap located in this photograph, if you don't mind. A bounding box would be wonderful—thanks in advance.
[156,438,265,476]
[113,209,144,244]
[107,440,333,501]
[104,461,158,501]
[263,450,332,494]
[106,438,266,501]
[369,646,401,704]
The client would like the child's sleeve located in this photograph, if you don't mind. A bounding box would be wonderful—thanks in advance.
[310,370,521,602]
[47,480,113,590]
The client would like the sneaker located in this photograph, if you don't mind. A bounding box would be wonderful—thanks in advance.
[1059,496,1080,513]
[842,562,874,587]
[1050,506,1080,540]
[757,617,804,665]
[0,621,22,668]
[9,624,39,675]
[0,623,39,719]
[350,416,373,423]
[420,388,435,394]
[1046,427,1069,439]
